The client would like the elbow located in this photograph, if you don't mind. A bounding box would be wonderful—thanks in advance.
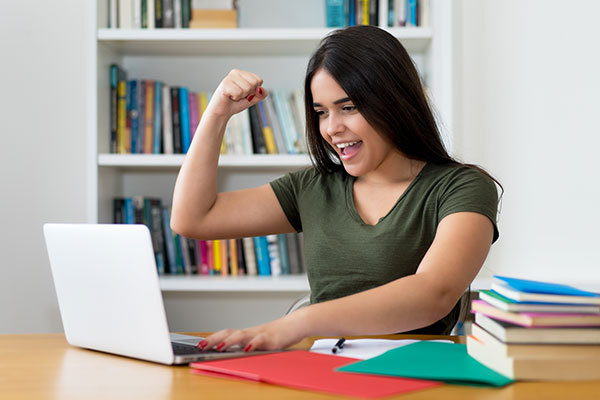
[169,208,193,238]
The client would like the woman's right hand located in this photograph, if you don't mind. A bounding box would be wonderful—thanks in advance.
[205,69,268,118]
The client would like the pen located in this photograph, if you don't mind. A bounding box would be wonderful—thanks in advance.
[331,337,346,354]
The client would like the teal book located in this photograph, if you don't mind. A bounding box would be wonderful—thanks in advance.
[325,0,346,28]
[338,341,513,387]
[253,236,271,276]
[277,234,290,275]
[179,87,191,153]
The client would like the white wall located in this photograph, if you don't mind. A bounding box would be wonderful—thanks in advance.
[456,0,600,286]
[0,1,89,332]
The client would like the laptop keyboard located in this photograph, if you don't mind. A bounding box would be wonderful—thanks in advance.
[171,342,241,355]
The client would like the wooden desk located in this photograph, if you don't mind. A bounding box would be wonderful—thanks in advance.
[1,333,599,399]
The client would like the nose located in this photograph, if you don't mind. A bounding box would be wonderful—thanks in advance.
[325,112,344,137]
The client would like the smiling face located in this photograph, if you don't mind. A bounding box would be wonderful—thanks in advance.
[310,68,400,179]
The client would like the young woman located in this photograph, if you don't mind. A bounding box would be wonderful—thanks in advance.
[170,25,500,352]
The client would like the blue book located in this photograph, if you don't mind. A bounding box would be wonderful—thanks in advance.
[128,80,139,154]
[493,275,600,297]
[124,197,135,224]
[325,0,346,28]
[153,81,162,154]
[253,236,271,276]
[348,0,355,26]
[407,0,418,26]
[179,87,191,153]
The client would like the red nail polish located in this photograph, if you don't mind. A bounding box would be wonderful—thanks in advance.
[244,344,252,352]
[197,340,208,349]
[258,87,263,95]
[216,342,225,350]
[247,95,254,101]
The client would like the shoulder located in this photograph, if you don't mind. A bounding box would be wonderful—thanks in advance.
[421,163,498,197]
[277,166,348,189]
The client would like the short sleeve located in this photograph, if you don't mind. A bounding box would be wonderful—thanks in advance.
[437,167,500,243]
[270,171,303,232]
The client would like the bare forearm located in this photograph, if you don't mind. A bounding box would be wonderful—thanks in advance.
[294,273,456,337]
[170,112,228,234]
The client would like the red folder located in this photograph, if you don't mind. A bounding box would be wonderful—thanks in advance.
[190,350,441,398]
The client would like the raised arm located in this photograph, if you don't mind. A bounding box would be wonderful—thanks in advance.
[198,211,494,352]
[170,69,294,240]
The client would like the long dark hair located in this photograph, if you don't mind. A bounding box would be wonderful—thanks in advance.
[304,25,501,194]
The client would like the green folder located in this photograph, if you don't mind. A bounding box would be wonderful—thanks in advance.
[338,341,513,387]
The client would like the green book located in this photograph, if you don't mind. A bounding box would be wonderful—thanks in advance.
[480,290,600,313]
[338,341,513,387]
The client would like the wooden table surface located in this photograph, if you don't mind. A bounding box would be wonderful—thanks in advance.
[1,333,599,399]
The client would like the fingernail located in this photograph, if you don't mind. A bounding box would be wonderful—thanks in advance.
[197,340,208,349]
[247,95,254,101]
[244,344,252,352]
[258,87,263,95]
[216,342,225,351]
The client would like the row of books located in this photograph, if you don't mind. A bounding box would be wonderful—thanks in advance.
[326,0,429,28]
[109,64,307,155]
[109,0,238,29]
[467,275,600,380]
[113,197,306,276]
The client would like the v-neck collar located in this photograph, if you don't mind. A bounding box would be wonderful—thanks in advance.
[345,163,430,227]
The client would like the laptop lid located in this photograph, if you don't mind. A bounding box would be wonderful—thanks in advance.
[44,223,176,364]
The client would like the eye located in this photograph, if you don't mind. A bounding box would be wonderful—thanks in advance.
[314,109,328,118]
[342,105,356,112]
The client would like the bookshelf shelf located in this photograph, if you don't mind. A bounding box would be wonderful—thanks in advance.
[159,274,310,292]
[98,153,312,169]
[97,27,433,55]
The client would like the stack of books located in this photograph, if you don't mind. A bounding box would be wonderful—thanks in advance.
[467,275,600,380]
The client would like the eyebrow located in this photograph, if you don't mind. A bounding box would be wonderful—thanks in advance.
[312,97,352,108]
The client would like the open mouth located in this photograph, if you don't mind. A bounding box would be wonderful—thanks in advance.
[337,141,363,158]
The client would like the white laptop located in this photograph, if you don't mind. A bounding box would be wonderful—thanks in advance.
[43,223,267,365]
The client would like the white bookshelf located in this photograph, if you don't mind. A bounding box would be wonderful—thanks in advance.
[90,0,454,295]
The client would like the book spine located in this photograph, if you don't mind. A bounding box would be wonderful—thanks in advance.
[264,96,286,154]
[179,87,191,153]
[137,80,146,153]
[155,0,163,28]
[406,0,417,26]
[124,198,135,224]
[257,101,277,154]
[119,0,133,29]
[170,87,182,153]
[163,0,175,27]
[229,238,238,276]
[149,198,166,274]
[125,81,132,153]
[153,81,163,153]
[248,105,267,154]
[206,240,214,274]
[129,80,139,154]
[117,80,128,154]
[199,240,209,275]
[348,0,356,26]
[277,233,290,275]
[161,84,174,154]
[326,0,346,28]
[236,238,246,275]
[109,64,118,153]
[132,0,142,28]
[113,198,125,223]
[109,0,118,28]
[181,0,191,28]
[369,0,378,25]
[213,239,222,273]
[220,239,229,276]
[144,80,155,153]
[147,0,156,28]
[161,206,177,274]
[174,0,182,28]
[242,237,257,276]
[267,235,281,276]
[254,236,271,276]
[180,235,192,274]
[188,91,199,140]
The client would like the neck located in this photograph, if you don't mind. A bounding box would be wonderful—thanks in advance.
[357,153,426,186]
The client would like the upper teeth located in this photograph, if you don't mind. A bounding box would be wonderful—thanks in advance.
[336,141,359,149]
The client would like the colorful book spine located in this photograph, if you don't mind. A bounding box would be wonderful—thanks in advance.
[116,79,128,154]
[325,0,346,28]
[161,84,173,154]
[229,239,238,276]
[179,87,191,153]
[161,206,177,274]
[129,80,139,154]
[277,233,290,275]
[171,87,182,153]
[257,101,277,154]
[254,236,271,276]
[153,81,162,154]
[144,80,155,154]
[188,91,199,141]
[213,239,222,273]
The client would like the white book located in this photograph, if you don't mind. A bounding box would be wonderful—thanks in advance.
[192,0,234,9]
[147,0,156,29]
[119,0,133,29]
[271,90,296,154]
[109,0,118,28]
[161,84,173,154]
[242,237,257,276]
[239,109,253,155]
[267,235,281,276]
[132,0,142,28]
[174,0,183,28]
[290,89,306,153]
[395,0,406,27]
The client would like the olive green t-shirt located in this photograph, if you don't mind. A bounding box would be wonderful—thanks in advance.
[270,163,499,334]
